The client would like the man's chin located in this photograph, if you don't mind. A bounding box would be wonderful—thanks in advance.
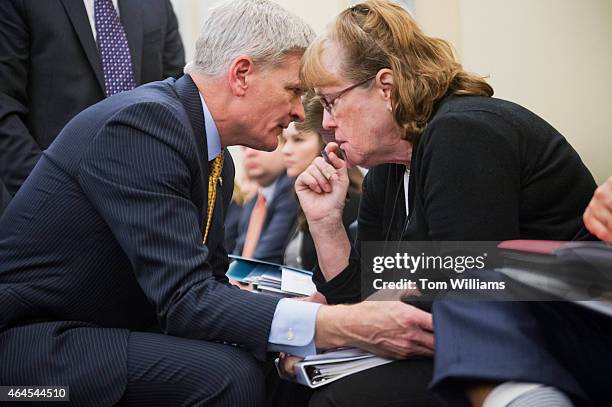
[265,133,280,150]
[262,141,278,152]
[243,137,278,152]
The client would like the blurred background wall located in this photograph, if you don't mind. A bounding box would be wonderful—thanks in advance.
[170,0,612,184]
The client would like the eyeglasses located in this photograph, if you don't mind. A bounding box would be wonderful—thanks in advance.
[316,75,377,115]
[349,4,369,14]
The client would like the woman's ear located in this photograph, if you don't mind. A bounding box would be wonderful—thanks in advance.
[376,68,394,110]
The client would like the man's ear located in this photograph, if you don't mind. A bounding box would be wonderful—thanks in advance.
[228,56,255,97]
[376,68,394,108]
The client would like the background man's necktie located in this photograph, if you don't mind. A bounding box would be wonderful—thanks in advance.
[203,154,224,244]
[94,0,136,96]
[241,191,268,258]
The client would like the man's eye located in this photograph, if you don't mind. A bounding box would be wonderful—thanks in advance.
[289,87,305,97]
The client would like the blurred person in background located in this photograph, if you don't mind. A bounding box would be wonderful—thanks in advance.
[233,145,298,263]
[225,182,247,253]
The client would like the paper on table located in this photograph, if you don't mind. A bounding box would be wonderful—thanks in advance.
[281,267,316,296]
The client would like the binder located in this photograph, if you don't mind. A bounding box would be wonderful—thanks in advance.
[226,255,316,297]
[275,347,394,388]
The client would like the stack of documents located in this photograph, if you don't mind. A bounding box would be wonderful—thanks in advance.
[496,240,612,317]
[276,347,394,388]
[226,255,316,297]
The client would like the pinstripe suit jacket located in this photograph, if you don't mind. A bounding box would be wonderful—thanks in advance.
[0,75,280,406]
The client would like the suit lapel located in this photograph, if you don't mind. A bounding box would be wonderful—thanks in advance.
[119,0,143,84]
[60,0,105,92]
[174,75,212,244]
[173,76,236,253]
[174,76,206,149]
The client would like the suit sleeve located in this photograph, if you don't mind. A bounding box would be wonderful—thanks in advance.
[0,0,41,195]
[78,102,279,361]
[161,0,185,79]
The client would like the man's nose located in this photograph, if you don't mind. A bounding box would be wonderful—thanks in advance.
[291,99,305,122]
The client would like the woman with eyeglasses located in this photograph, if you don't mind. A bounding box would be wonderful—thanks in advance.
[293,1,606,406]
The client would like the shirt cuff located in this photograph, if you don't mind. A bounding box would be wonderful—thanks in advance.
[267,298,321,357]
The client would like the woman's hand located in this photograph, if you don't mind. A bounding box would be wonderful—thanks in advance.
[295,143,349,226]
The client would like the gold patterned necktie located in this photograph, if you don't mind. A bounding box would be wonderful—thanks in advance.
[203,153,224,244]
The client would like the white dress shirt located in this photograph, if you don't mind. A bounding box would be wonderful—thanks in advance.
[82,0,120,41]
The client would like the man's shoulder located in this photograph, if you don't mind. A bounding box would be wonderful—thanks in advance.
[273,172,293,192]
[109,79,183,114]
[49,78,194,169]
[75,78,189,135]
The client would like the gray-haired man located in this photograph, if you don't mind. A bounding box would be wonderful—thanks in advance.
[0,1,432,406]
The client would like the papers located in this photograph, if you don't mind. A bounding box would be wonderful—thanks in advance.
[226,255,316,297]
[276,347,394,388]
[281,267,317,296]
[497,240,612,317]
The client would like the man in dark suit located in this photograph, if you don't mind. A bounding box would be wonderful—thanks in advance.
[0,1,432,405]
[234,147,298,263]
[0,0,185,213]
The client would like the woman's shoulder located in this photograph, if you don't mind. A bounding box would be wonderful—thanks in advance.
[420,94,565,156]
[429,95,551,135]
[435,95,530,118]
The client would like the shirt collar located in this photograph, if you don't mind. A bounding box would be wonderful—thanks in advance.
[260,178,279,203]
[199,93,222,161]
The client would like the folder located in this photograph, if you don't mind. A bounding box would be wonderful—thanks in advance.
[226,255,316,297]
